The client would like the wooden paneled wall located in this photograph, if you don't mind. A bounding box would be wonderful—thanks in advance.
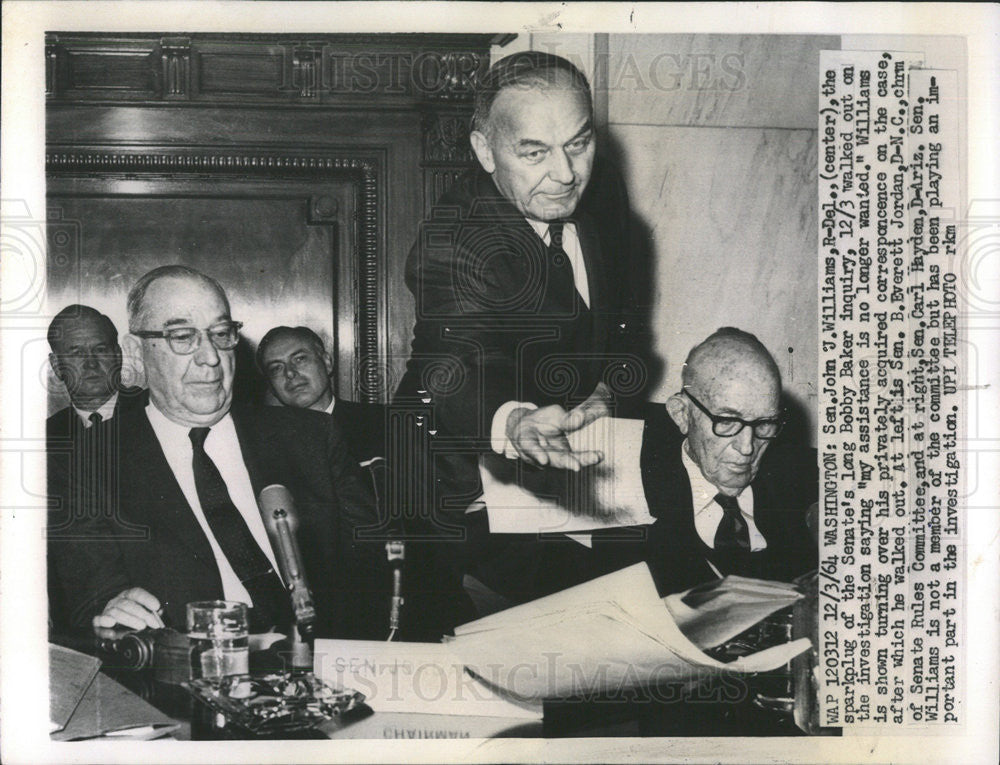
[45,33,503,412]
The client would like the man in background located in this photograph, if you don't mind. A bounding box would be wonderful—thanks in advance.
[256,325,384,466]
[46,304,139,439]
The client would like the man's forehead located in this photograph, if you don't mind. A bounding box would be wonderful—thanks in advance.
[692,358,780,413]
[59,317,114,342]
[144,276,229,324]
[263,335,316,361]
[490,84,590,137]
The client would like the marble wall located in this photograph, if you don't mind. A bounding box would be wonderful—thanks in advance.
[496,33,837,441]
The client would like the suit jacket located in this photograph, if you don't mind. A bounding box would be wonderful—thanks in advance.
[391,162,651,612]
[45,387,145,443]
[332,399,386,466]
[48,400,389,639]
[592,406,818,595]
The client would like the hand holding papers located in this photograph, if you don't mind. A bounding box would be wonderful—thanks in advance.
[446,564,810,701]
[481,416,655,534]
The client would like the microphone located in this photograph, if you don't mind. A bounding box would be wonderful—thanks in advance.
[258,484,317,640]
[385,538,405,640]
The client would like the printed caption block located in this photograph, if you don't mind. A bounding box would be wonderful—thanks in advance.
[818,50,963,729]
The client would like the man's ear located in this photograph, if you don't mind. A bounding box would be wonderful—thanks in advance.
[321,351,334,377]
[666,394,690,435]
[49,352,65,382]
[120,334,145,383]
[469,130,496,174]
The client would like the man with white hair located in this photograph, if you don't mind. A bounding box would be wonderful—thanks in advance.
[596,327,817,593]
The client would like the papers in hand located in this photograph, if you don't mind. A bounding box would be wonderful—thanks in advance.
[480,416,654,534]
[446,564,811,701]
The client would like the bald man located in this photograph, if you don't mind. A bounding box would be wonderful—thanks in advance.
[595,328,817,594]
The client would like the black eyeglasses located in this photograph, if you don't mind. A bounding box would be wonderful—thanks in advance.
[133,321,243,355]
[683,388,784,440]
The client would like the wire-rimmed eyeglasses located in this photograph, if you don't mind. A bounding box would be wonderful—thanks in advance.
[683,388,785,440]
[133,321,243,355]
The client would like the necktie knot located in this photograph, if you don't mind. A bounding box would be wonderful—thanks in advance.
[548,222,565,250]
[88,412,103,427]
[189,427,210,450]
[714,492,740,514]
[713,492,751,553]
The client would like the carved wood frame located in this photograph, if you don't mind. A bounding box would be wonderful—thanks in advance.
[46,147,384,403]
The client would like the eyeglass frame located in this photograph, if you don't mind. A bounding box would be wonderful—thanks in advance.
[682,388,785,440]
[132,321,243,355]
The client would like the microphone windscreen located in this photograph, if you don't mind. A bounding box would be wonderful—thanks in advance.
[258,483,298,535]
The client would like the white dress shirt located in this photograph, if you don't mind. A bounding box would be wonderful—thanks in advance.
[145,403,282,605]
[680,440,767,552]
[323,397,336,415]
[73,391,118,427]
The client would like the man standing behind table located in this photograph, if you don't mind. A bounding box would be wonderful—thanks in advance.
[596,328,818,594]
[256,325,385,467]
[394,51,650,611]
[48,265,387,638]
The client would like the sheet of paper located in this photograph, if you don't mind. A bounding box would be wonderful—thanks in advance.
[49,643,101,733]
[447,564,810,701]
[314,639,542,719]
[50,672,180,741]
[481,416,654,534]
[664,576,803,649]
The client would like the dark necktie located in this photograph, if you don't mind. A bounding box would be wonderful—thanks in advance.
[547,221,577,307]
[713,492,751,552]
[189,427,291,632]
[88,411,103,427]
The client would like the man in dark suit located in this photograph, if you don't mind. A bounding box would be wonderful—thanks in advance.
[598,328,817,594]
[394,52,649,613]
[46,304,141,440]
[256,325,385,466]
[48,265,387,639]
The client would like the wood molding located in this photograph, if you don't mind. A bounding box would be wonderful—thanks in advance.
[47,147,383,403]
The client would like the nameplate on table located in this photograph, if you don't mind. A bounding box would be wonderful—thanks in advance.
[313,640,542,719]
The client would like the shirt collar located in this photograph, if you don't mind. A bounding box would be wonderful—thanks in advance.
[526,218,576,244]
[680,439,747,516]
[74,391,118,425]
[324,397,336,415]
[145,400,235,446]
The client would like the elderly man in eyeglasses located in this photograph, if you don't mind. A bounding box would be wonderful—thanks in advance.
[48,265,388,639]
[594,327,817,593]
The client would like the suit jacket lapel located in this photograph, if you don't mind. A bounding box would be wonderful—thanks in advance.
[121,405,217,567]
[573,210,607,317]
[230,405,273,501]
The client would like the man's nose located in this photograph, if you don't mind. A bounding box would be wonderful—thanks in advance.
[193,333,221,365]
[283,364,299,380]
[547,149,575,186]
[82,353,101,370]
[732,426,755,456]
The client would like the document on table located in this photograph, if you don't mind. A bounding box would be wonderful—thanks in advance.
[480,416,655,534]
[446,563,811,701]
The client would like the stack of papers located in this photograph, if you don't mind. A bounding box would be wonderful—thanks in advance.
[445,564,810,701]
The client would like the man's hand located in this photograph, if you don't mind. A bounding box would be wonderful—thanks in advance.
[505,385,611,471]
[92,587,165,633]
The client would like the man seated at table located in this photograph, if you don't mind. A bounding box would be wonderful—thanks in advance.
[48,265,388,639]
[255,325,385,466]
[598,327,817,593]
